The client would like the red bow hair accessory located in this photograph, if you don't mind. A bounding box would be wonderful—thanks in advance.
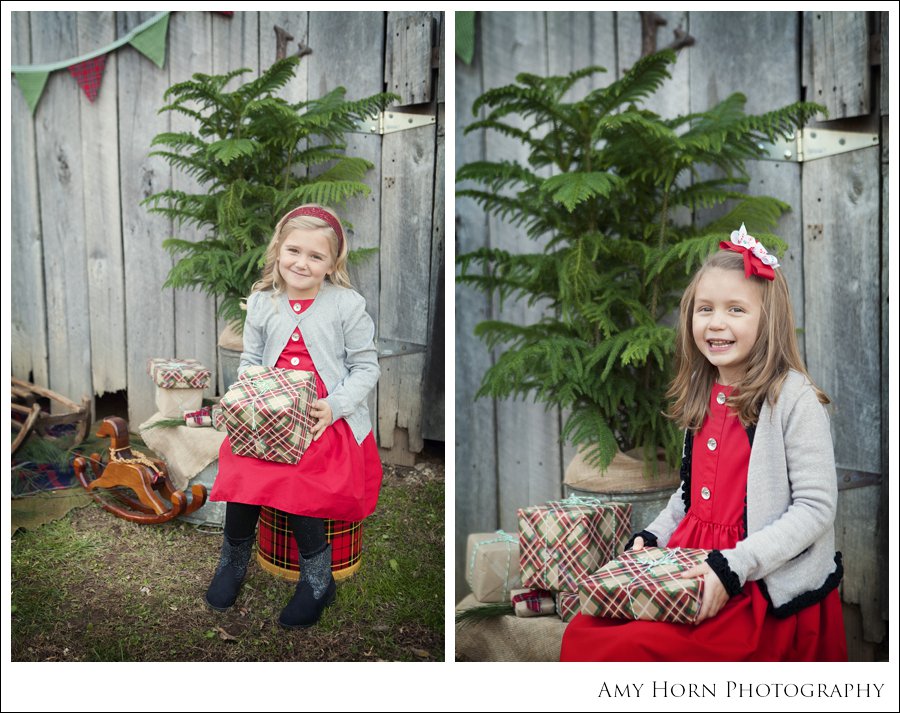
[719,223,780,281]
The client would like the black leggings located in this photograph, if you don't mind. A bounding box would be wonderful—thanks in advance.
[224,502,326,557]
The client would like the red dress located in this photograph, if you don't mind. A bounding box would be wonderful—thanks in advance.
[210,298,383,521]
[560,383,847,661]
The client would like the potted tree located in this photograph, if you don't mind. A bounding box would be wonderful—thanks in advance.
[457,50,821,509]
[144,56,396,386]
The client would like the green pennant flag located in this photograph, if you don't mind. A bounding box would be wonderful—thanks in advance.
[14,71,50,115]
[129,12,170,69]
[456,11,476,65]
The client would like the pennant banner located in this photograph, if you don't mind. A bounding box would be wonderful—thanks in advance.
[67,55,108,103]
[10,11,180,114]
[129,13,170,69]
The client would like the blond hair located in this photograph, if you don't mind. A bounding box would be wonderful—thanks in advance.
[666,249,828,430]
[252,204,352,294]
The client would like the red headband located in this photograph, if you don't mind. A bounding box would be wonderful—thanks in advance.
[719,224,780,281]
[283,206,344,253]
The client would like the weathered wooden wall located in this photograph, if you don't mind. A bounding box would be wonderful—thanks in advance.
[455,11,888,653]
[10,10,445,457]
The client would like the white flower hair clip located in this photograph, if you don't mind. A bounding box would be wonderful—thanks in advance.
[719,223,780,280]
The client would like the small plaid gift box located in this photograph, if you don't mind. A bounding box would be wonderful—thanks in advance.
[518,496,631,593]
[147,358,212,389]
[511,588,555,618]
[465,531,522,603]
[219,366,316,464]
[555,590,581,622]
[578,546,710,624]
[148,358,212,417]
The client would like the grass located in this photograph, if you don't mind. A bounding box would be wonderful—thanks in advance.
[11,455,444,662]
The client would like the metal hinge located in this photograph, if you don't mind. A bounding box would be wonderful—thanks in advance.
[352,111,436,136]
[756,128,879,163]
[377,338,427,359]
[836,468,882,491]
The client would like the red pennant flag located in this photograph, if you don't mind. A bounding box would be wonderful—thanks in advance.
[67,55,107,103]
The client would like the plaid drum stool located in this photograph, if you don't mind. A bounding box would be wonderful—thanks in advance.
[256,506,363,582]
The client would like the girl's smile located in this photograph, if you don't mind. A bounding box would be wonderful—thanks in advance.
[692,267,763,385]
[278,228,335,299]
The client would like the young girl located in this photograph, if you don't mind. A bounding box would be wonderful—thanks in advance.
[561,225,847,661]
[206,204,383,629]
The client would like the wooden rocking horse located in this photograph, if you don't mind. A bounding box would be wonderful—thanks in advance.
[73,416,207,524]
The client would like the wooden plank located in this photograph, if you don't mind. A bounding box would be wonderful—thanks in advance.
[117,11,175,426]
[32,12,93,406]
[834,486,885,643]
[455,21,498,601]
[377,121,435,454]
[689,12,805,349]
[421,103,445,442]
[386,11,434,105]
[481,12,561,533]
[802,147,880,475]
[307,12,385,442]
[435,11,444,104]
[10,12,49,387]
[811,11,869,120]
[212,11,261,396]
[168,12,217,402]
[878,117,888,623]
[78,13,126,397]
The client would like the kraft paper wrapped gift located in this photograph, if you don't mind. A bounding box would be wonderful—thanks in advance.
[511,588,555,618]
[219,366,316,464]
[555,590,581,623]
[578,546,710,624]
[147,358,212,417]
[465,531,522,602]
[518,496,631,593]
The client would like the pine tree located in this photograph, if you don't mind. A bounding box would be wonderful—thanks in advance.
[143,56,397,328]
[457,50,823,472]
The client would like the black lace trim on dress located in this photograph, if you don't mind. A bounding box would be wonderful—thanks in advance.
[759,552,844,619]
[624,530,658,551]
[706,550,743,597]
[680,430,694,513]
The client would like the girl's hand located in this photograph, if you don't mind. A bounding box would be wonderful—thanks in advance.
[630,536,645,552]
[681,562,730,624]
[309,399,333,441]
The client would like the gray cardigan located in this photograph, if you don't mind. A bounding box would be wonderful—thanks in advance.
[645,370,842,615]
[239,282,379,444]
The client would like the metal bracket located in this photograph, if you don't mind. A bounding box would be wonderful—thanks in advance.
[353,111,436,136]
[756,128,879,163]
[377,338,427,359]
[836,468,882,491]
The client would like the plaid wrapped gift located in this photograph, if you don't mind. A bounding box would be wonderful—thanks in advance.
[219,366,316,464]
[148,358,212,417]
[555,590,581,622]
[511,588,555,618]
[465,531,522,602]
[518,496,632,593]
[578,546,710,624]
[147,358,212,389]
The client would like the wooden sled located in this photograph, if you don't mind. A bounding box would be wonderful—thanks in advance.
[72,416,207,525]
[11,377,91,455]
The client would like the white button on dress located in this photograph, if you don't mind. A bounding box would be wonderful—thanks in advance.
[701,486,711,500]
[293,303,302,312]
[291,332,300,342]
[717,392,727,405]
[290,357,300,366]
[707,437,717,451]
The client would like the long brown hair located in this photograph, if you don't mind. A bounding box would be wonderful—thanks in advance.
[251,204,352,295]
[666,250,828,430]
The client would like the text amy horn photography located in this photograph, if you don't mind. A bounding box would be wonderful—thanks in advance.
[599,681,886,699]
